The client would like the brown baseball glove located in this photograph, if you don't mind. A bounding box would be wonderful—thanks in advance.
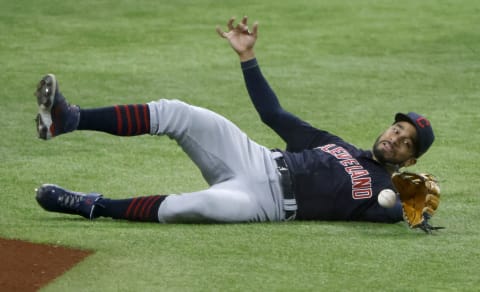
[391,171,444,233]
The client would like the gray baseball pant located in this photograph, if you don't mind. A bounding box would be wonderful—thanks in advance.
[147,99,286,223]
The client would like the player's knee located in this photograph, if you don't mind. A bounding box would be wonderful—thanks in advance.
[157,192,254,223]
[148,99,193,137]
[157,194,214,223]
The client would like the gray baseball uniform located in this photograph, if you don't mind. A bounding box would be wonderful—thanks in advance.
[148,99,286,223]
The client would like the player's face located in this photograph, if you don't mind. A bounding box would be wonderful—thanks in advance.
[373,121,417,166]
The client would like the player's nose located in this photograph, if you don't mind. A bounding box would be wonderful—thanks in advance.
[390,136,400,147]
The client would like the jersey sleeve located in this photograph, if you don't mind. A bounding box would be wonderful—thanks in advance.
[241,59,336,151]
[357,199,403,223]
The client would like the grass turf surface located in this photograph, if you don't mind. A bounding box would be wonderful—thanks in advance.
[1,0,480,290]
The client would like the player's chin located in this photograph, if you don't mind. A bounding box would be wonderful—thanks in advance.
[373,148,398,165]
[380,150,400,163]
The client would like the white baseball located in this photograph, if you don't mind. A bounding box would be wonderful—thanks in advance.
[378,189,397,208]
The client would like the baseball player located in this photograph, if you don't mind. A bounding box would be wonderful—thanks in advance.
[35,17,435,225]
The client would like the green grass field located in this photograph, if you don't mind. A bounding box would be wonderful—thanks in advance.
[1,0,480,291]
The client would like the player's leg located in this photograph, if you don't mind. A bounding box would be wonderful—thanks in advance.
[35,74,262,186]
[35,179,280,223]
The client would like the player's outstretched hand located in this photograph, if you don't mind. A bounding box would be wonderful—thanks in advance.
[217,16,258,62]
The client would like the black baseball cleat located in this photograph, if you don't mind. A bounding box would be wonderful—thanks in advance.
[35,184,103,220]
[34,74,80,140]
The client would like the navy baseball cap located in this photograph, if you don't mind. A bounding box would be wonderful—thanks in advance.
[394,112,435,158]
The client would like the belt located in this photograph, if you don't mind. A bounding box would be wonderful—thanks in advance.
[271,150,297,221]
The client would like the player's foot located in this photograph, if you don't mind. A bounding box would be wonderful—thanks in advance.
[34,74,80,140]
[35,184,103,220]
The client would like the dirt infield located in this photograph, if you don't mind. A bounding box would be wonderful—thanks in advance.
[0,238,92,291]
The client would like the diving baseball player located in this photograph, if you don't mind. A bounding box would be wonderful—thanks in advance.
[34,17,435,225]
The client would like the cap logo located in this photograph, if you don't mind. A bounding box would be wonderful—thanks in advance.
[416,117,430,128]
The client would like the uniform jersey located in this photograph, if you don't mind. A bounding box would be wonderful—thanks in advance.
[241,59,403,223]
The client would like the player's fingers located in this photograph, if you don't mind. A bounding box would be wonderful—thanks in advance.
[241,15,248,25]
[216,26,226,38]
[237,22,249,33]
[227,17,235,31]
[251,21,259,37]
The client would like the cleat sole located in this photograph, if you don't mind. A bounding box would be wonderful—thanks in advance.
[35,74,56,140]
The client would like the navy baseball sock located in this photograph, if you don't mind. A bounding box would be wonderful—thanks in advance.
[96,195,167,222]
[77,104,150,136]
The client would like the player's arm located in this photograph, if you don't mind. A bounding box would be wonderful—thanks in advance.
[357,199,403,223]
[241,59,321,150]
[217,17,320,150]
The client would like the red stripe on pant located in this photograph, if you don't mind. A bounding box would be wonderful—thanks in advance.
[125,197,139,218]
[114,105,123,135]
[124,105,132,135]
[143,105,149,133]
[125,196,163,221]
[133,104,141,135]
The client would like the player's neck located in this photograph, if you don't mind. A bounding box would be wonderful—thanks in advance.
[383,163,400,175]
[372,155,399,175]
